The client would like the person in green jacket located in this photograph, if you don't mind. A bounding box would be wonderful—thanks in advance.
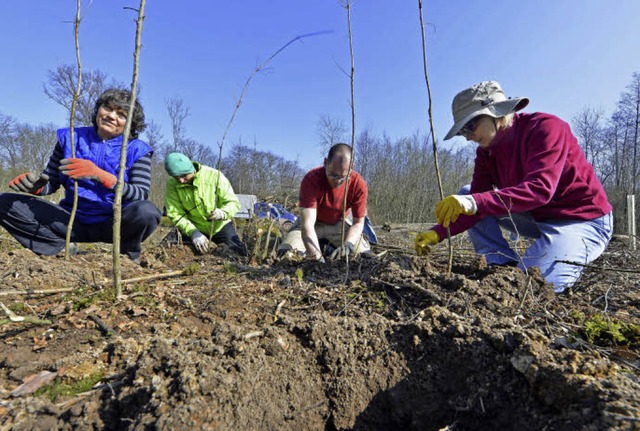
[164,152,246,255]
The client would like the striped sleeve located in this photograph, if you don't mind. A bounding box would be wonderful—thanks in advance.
[122,152,153,201]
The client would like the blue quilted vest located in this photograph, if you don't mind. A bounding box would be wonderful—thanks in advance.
[57,127,152,223]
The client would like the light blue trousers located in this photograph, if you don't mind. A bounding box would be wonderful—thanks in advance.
[460,186,613,292]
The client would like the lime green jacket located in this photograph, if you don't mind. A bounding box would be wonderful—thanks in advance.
[165,162,241,237]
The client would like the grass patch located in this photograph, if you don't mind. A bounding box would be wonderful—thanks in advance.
[182,263,200,276]
[65,286,117,312]
[128,283,159,308]
[223,262,238,274]
[294,268,304,283]
[35,371,105,402]
[581,314,640,347]
[8,303,28,313]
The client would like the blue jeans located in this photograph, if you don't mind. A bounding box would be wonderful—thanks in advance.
[460,186,613,292]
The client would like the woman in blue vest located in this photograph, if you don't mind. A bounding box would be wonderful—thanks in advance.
[0,88,161,262]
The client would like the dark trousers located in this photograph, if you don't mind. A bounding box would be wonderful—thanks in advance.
[0,193,161,260]
[183,222,247,256]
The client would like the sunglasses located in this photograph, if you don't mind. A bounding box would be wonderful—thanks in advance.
[459,116,483,136]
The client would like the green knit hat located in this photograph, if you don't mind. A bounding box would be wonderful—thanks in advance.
[164,152,195,177]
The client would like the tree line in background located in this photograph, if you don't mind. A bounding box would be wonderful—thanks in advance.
[0,65,639,233]
[571,72,640,235]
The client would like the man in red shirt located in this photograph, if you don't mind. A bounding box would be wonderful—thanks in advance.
[279,143,370,260]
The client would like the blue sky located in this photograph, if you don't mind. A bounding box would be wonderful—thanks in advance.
[1,1,640,171]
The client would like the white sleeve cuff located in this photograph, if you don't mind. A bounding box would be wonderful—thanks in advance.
[454,194,477,214]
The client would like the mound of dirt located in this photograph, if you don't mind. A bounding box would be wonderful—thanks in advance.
[0,225,638,430]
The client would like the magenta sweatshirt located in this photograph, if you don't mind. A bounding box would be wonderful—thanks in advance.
[434,112,612,240]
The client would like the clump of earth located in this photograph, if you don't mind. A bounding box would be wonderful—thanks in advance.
[0,223,638,430]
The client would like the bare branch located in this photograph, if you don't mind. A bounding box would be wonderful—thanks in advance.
[112,0,147,298]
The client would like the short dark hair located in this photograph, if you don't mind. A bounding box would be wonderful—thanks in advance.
[327,143,352,161]
[91,88,146,139]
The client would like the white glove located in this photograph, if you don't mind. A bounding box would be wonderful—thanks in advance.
[330,241,355,260]
[191,231,209,254]
[208,208,225,221]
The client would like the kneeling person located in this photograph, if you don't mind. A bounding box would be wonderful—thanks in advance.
[279,143,370,260]
[164,152,246,255]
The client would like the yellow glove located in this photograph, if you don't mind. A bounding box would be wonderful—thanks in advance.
[435,195,476,228]
[415,230,440,256]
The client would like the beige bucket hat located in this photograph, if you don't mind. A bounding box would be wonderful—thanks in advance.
[444,80,529,140]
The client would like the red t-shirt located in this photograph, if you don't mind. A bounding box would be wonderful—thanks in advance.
[299,166,368,224]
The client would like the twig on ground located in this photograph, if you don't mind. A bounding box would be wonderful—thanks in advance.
[0,301,24,322]
[372,276,443,304]
[336,290,364,317]
[516,275,539,311]
[88,313,118,336]
[0,316,52,326]
[0,287,75,297]
[56,378,125,410]
[273,299,286,323]
[121,270,184,284]
[243,330,264,340]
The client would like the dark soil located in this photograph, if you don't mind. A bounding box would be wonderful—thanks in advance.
[0,223,638,431]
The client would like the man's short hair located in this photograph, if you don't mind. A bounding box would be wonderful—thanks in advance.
[327,143,352,161]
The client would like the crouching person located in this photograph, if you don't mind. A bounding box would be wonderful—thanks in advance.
[279,143,370,261]
[164,152,246,256]
[0,88,161,262]
[415,81,613,293]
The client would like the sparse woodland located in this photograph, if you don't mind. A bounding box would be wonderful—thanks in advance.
[2,68,639,232]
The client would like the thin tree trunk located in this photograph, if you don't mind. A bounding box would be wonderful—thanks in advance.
[418,0,453,272]
[340,0,357,266]
[65,0,83,259]
[113,0,147,298]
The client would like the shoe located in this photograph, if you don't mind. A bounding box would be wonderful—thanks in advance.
[58,242,78,256]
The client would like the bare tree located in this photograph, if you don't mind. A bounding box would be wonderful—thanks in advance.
[12,123,58,173]
[317,114,347,156]
[165,96,190,152]
[572,107,604,169]
[143,120,166,150]
[357,129,474,224]
[222,143,303,199]
[181,138,217,166]
[43,64,121,126]
[617,72,640,194]
[0,113,19,172]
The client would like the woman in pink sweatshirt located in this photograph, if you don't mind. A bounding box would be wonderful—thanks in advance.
[416,80,613,293]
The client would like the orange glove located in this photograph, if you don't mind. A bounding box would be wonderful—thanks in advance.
[59,158,117,189]
[9,172,49,195]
